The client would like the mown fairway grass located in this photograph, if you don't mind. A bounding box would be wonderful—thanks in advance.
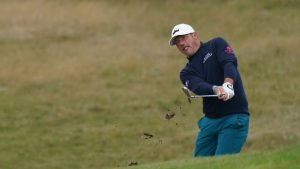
[116,144,300,169]
[0,0,299,169]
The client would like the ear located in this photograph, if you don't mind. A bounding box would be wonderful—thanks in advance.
[191,32,198,39]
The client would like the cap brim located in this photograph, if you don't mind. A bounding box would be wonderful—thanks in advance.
[169,33,184,46]
[169,37,176,46]
[169,32,194,46]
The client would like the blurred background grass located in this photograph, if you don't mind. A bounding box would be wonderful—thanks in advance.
[0,0,299,169]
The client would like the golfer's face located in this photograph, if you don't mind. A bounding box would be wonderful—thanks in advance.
[175,33,198,57]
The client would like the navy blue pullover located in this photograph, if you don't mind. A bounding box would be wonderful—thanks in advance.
[180,37,249,118]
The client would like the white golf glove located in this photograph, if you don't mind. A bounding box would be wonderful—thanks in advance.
[222,82,234,101]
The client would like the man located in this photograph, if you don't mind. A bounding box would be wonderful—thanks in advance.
[169,23,249,157]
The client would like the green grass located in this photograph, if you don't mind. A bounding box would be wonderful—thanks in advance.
[0,0,299,169]
[116,143,300,169]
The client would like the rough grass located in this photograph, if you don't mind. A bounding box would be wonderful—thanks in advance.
[0,0,299,169]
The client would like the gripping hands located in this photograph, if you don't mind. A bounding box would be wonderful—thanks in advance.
[213,82,235,101]
[222,82,234,100]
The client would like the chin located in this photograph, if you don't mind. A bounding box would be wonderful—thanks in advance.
[180,50,189,55]
[183,51,193,56]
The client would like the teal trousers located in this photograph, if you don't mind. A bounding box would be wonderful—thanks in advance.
[194,113,249,157]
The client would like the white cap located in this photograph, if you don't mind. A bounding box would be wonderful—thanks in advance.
[169,23,195,46]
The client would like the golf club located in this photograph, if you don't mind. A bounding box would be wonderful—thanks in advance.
[182,86,218,103]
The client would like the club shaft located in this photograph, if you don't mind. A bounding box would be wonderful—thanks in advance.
[190,95,218,98]
[182,86,218,98]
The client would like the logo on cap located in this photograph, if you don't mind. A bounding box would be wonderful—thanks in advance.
[172,29,179,35]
